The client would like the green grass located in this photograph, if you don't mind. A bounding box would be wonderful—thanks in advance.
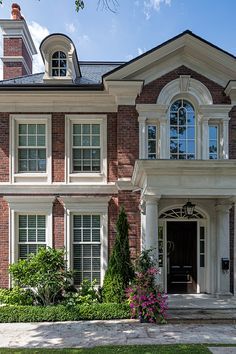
[0,344,212,354]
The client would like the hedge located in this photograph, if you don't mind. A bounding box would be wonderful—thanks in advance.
[0,303,130,323]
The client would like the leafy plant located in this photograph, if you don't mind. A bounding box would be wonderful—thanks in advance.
[103,207,134,303]
[63,279,101,306]
[0,287,34,305]
[9,247,73,306]
[126,249,168,324]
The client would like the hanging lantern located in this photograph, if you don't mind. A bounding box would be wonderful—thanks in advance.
[183,200,195,218]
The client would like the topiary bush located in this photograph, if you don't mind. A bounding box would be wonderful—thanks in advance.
[103,207,134,303]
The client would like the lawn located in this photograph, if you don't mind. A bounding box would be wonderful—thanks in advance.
[0,344,212,354]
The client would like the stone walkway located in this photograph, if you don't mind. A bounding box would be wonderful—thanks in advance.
[0,320,235,349]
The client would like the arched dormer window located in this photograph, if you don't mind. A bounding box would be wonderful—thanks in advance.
[51,51,67,77]
[169,99,195,160]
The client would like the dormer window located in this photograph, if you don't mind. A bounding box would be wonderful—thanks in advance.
[51,51,67,77]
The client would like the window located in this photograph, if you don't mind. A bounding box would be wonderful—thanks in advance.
[51,51,67,77]
[72,124,100,172]
[66,115,107,184]
[18,123,46,172]
[73,214,101,285]
[170,99,195,159]
[18,214,46,259]
[147,125,157,159]
[208,125,219,159]
[11,115,51,184]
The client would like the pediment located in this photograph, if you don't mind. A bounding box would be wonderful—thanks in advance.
[104,31,236,88]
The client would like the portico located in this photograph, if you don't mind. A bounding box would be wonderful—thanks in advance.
[132,159,236,296]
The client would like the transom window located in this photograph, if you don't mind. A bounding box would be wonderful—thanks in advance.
[170,99,195,159]
[72,124,101,173]
[18,214,46,259]
[18,124,46,172]
[209,125,219,159]
[51,51,67,77]
[73,215,101,285]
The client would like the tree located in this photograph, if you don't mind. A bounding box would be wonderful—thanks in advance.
[0,1,118,12]
[9,247,73,306]
[103,207,134,303]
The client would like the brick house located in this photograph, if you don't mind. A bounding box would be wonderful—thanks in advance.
[0,3,235,296]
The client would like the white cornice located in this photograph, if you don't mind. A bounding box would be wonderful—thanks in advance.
[1,56,31,75]
[0,91,117,112]
[199,104,232,119]
[132,159,236,198]
[224,81,236,105]
[0,20,37,55]
[104,80,143,105]
[136,104,168,119]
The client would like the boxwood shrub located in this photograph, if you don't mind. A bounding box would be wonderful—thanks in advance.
[0,303,130,323]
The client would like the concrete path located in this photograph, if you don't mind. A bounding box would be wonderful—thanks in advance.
[0,320,235,348]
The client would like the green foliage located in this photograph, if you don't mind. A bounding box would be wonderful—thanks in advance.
[0,287,34,306]
[0,303,130,323]
[9,247,73,306]
[103,207,134,303]
[62,280,101,306]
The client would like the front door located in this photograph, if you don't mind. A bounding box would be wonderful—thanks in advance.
[167,221,197,293]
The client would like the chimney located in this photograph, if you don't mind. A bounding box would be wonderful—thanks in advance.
[0,3,37,80]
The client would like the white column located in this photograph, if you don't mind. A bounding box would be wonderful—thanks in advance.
[222,118,229,159]
[138,116,147,159]
[215,202,231,295]
[202,116,209,160]
[145,195,160,260]
[159,117,168,159]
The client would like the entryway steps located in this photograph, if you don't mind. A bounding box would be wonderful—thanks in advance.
[168,309,236,324]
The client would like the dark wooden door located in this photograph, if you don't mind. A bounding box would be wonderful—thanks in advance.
[167,221,197,293]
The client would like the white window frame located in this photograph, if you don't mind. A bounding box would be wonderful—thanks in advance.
[63,196,109,286]
[65,115,107,184]
[10,114,52,184]
[4,196,54,286]
[51,50,67,77]
[208,123,220,160]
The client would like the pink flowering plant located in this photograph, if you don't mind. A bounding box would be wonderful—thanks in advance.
[126,249,168,324]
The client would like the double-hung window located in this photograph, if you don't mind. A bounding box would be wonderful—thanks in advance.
[73,214,101,285]
[147,125,158,159]
[66,115,107,183]
[208,125,219,159]
[18,214,46,259]
[11,115,51,184]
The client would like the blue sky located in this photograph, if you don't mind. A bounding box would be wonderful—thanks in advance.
[0,0,236,74]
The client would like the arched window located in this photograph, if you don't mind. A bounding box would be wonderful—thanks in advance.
[169,99,195,159]
[51,51,67,77]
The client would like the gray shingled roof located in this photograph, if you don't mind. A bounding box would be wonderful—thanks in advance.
[0,62,123,86]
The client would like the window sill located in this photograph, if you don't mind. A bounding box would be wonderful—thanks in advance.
[68,172,106,184]
[13,173,50,184]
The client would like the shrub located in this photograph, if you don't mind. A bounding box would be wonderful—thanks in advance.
[62,279,101,306]
[0,287,34,305]
[126,249,168,324]
[103,207,134,303]
[0,303,130,323]
[9,247,73,306]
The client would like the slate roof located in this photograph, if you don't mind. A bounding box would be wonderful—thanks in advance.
[0,62,124,86]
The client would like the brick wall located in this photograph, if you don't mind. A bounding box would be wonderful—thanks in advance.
[3,37,32,79]
[52,113,65,182]
[137,65,230,104]
[117,106,139,179]
[53,198,65,249]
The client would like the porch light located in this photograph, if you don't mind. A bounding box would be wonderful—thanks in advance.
[183,200,195,218]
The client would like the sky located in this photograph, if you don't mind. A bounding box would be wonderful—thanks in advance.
[0,0,236,77]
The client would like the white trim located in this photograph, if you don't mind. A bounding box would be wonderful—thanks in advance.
[63,196,109,286]
[1,56,31,75]
[5,196,54,274]
[10,114,52,184]
[65,114,107,184]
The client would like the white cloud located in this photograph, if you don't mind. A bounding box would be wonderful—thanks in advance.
[66,23,76,34]
[78,34,90,43]
[125,54,134,61]
[144,0,171,20]
[28,21,50,74]
[138,47,146,56]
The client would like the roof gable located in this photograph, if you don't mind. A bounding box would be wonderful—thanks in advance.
[103,30,236,88]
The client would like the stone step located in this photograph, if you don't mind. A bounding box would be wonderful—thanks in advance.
[168,309,236,324]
